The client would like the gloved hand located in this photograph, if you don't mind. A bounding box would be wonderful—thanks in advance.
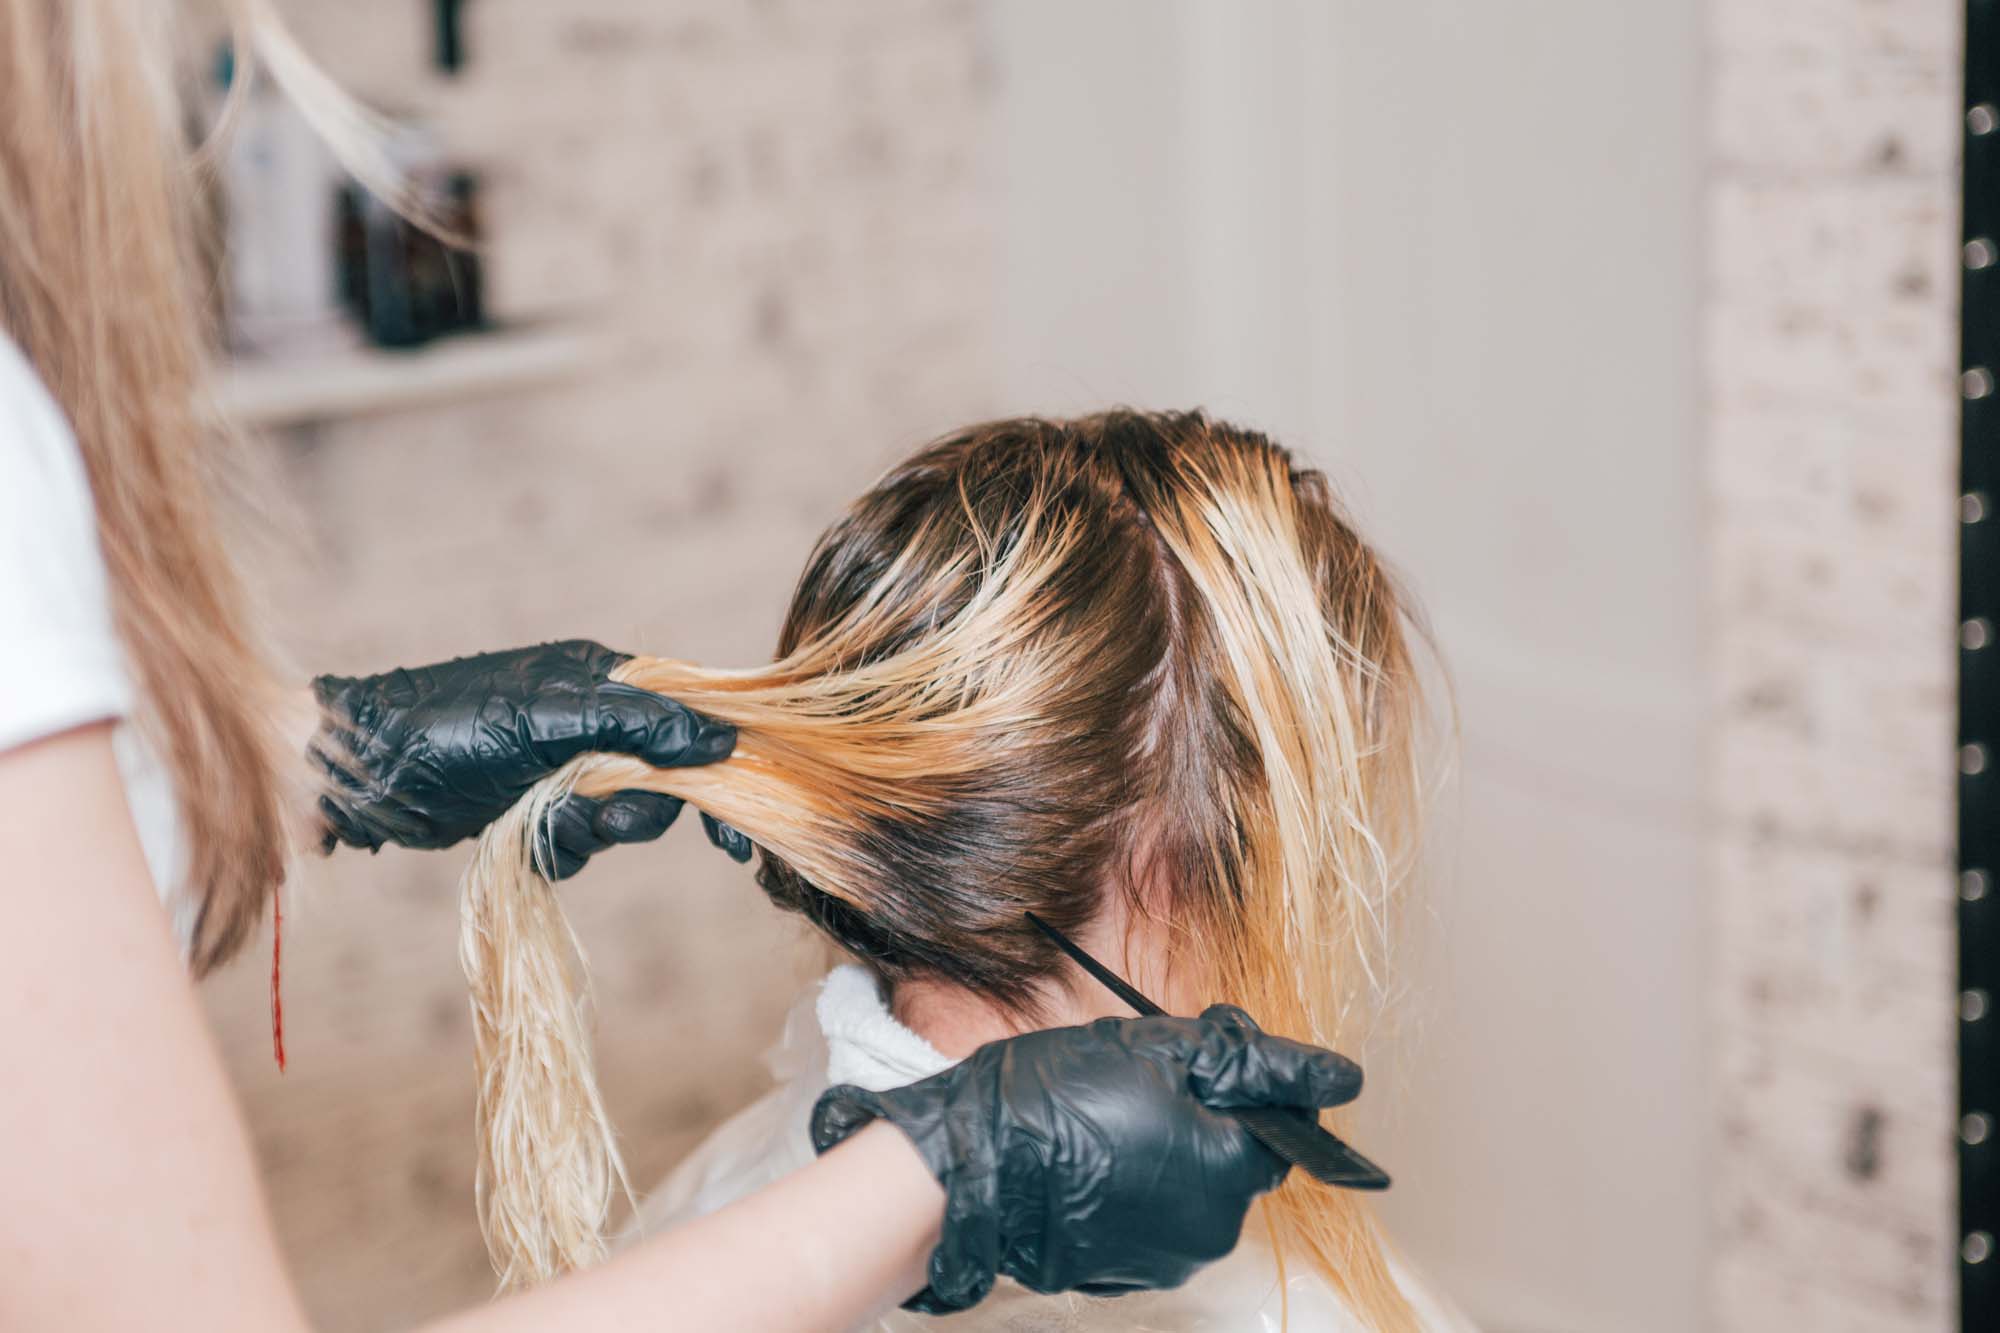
[311,639,743,877]
[811,1004,1362,1313]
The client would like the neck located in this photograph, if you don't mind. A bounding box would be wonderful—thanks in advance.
[887,907,1190,1060]
[888,978,1040,1060]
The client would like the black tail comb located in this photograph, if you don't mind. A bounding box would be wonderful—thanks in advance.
[1026,911,1391,1192]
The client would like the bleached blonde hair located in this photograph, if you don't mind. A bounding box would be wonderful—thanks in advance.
[461,412,1434,1329]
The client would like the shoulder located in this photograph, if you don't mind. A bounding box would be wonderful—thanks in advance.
[628,982,834,1240]
[1104,1238,1481,1332]
[1392,1256,1483,1332]
[1262,1251,1482,1333]
[0,333,89,487]
[0,333,134,754]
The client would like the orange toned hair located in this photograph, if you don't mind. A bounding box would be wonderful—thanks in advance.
[463,411,1431,1329]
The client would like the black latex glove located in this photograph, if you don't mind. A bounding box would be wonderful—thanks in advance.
[311,639,740,877]
[811,1004,1362,1313]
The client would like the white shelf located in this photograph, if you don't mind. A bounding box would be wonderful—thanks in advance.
[219,324,600,430]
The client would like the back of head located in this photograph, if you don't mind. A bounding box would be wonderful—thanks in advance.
[464,410,1431,1330]
[749,410,1423,1044]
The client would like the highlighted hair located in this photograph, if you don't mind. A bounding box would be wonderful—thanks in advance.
[461,411,1430,1328]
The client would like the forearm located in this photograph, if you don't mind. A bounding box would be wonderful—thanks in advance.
[0,726,310,1333]
[422,1121,941,1333]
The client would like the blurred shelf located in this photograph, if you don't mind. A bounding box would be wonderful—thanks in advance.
[219,324,600,430]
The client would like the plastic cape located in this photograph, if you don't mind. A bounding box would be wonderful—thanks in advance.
[625,967,1476,1332]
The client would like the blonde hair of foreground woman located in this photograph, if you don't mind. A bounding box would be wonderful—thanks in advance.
[462,410,1435,1331]
[0,0,423,973]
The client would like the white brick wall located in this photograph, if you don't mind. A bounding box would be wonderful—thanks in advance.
[199,4,996,1327]
[185,4,1972,1326]
[1706,1,1960,1327]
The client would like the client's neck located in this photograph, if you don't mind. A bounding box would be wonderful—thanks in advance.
[889,979,1043,1060]
[888,910,1185,1060]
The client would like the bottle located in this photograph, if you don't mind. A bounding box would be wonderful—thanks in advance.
[214,41,343,356]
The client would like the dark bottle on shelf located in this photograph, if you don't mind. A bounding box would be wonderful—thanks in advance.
[334,184,369,324]
[348,170,485,349]
[443,171,485,330]
[361,192,421,348]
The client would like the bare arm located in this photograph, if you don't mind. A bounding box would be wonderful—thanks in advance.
[0,723,307,1330]
[424,1121,938,1333]
[0,723,938,1333]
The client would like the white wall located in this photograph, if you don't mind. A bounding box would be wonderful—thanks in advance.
[211,5,1003,1327]
[984,4,1704,1330]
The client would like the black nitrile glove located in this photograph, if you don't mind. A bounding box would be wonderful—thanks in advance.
[700,811,752,863]
[311,639,740,877]
[810,1004,1362,1313]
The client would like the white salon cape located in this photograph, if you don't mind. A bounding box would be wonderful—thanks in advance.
[0,333,190,937]
[632,965,1478,1332]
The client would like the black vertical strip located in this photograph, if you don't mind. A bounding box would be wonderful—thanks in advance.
[1966,4,1999,1329]
[434,0,465,74]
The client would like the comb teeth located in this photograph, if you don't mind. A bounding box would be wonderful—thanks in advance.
[1231,1109,1392,1191]
[1024,911,1392,1193]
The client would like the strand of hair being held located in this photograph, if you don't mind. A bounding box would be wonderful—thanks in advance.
[458,759,631,1288]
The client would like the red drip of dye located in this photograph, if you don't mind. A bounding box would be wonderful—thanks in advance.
[270,895,286,1073]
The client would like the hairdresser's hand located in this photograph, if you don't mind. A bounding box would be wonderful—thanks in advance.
[310,639,740,875]
[811,1004,1360,1312]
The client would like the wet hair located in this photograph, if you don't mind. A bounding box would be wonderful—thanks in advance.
[461,410,1431,1328]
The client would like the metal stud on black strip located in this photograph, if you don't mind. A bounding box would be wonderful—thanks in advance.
[1964,8,2000,1326]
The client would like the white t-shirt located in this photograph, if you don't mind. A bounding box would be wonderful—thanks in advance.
[0,333,191,940]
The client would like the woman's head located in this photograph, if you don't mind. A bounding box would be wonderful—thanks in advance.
[744,411,1424,1038]
[464,411,1432,1328]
